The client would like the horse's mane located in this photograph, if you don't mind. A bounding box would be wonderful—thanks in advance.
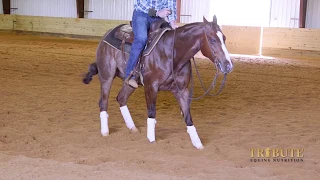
[177,22,204,30]
[176,21,221,32]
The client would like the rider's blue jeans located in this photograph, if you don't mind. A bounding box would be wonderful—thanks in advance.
[125,10,161,79]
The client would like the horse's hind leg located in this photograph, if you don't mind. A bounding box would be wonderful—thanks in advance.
[97,54,117,136]
[116,85,139,133]
[173,89,204,149]
[98,79,114,136]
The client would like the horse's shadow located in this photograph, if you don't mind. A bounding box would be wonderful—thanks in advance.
[156,127,181,140]
[108,125,122,134]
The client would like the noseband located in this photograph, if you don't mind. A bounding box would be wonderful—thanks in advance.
[171,27,227,100]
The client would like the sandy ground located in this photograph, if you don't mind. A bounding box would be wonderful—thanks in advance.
[0,31,319,180]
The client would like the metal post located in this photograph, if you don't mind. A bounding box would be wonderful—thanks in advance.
[299,0,308,28]
[76,0,85,18]
[3,0,10,14]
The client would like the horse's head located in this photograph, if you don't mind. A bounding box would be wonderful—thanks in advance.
[200,15,233,74]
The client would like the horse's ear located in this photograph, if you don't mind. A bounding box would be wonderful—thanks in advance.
[213,15,217,25]
[203,16,209,23]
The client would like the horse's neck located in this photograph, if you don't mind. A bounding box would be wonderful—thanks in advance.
[173,24,203,69]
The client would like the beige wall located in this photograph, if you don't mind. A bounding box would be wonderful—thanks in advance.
[0,15,128,37]
[1,15,320,60]
[221,25,261,55]
[262,27,320,60]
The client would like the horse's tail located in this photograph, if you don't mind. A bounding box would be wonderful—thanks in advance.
[83,62,98,84]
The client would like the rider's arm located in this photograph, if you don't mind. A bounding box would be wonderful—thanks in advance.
[167,0,177,22]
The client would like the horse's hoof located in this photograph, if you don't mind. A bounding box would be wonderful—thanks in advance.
[101,131,109,137]
[130,126,140,133]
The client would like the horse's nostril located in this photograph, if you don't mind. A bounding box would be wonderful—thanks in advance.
[226,63,233,72]
[216,62,221,69]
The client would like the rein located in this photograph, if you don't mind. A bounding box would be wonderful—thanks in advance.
[171,28,227,100]
[191,57,227,99]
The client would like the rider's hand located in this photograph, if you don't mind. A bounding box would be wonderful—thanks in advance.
[156,8,172,18]
[170,21,179,29]
[148,8,157,17]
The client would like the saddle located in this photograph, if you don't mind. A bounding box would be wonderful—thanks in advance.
[114,19,171,45]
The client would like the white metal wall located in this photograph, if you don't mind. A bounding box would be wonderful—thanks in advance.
[0,0,3,14]
[210,0,270,27]
[84,0,134,20]
[269,0,300,28]
[306,0,320,28]
[84,0,209,23]
[3,0,309,28]
[10,0,77,18]
[180,0,210,23]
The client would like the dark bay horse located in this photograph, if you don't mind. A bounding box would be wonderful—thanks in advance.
[83,15,233,149]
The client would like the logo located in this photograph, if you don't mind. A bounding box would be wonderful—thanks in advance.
[249,148,304,162]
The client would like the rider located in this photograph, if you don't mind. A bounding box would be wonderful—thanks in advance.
[125,0,178,88]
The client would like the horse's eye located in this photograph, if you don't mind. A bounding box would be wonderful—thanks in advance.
[211,38,217,43]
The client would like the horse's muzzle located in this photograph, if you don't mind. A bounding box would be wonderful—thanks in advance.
[225,63,234,73]
[217,61,233,74]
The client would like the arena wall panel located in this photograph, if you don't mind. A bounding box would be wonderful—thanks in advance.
[0,14,15,29]
[0,15,127,37]
[221,25,262,55]
[262,27,320,60]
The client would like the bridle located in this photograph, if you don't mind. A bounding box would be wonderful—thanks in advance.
[171,26,227,100]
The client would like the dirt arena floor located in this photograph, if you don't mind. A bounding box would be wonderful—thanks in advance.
[0,31,319,180]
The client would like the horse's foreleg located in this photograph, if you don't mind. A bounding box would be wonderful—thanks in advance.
[116,85,139,133]
[144,85,158,143]
[174,89,204,149]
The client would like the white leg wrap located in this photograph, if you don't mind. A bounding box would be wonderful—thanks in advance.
[120,105,135,129]
[147,118,157,142]
[100,111,109,136]
[187,126,204,149]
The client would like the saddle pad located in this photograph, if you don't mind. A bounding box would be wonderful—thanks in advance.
[103,24,132,54]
